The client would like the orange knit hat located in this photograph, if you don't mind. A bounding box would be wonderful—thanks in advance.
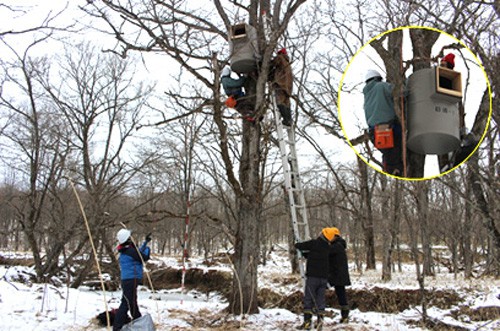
[322,227,340,241]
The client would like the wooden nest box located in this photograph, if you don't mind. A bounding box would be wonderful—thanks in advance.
[435,66,462,102]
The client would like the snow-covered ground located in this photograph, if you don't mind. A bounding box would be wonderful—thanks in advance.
[1,250,499,330]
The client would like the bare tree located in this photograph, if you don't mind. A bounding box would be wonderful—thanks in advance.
[0,2,73,38]
[83,0,309,313]
[0,38,73,281]
[38,42,157,285]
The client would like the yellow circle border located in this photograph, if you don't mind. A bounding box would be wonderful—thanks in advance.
[337,25,493,181]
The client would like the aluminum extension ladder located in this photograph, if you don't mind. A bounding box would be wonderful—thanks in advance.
[269,91,311,284]
[262,11,311,285]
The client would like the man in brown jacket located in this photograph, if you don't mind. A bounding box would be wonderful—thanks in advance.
[270,48,293,126]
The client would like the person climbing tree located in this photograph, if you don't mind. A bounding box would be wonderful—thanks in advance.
[327,227,351,324]
[363,69,404,176]
[438,53,456,90]
[269,48,293,126]
[295,228,337,330]
[221,66,254,121]
[440,53,455,69]
[437,53,479,172]
[114,229,151,331]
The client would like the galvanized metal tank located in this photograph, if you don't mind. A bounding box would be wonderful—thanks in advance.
[228,23,259,73]
[407,67,462,155]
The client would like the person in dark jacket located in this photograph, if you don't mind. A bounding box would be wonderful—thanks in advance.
[221,66,245,98]
[113,229,151,331]
[294,228,337,330]
[327,227,351,323]
[363,69,404,176]
[270,48,293,126]
[221,66,254,121]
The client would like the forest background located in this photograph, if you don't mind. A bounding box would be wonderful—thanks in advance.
[0,0,498,327]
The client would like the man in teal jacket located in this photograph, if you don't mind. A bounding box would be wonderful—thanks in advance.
[363,70,403,175]
[221,66,254,121]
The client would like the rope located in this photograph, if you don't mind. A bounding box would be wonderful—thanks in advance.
[400,41,408,177]
[68,179,110,331]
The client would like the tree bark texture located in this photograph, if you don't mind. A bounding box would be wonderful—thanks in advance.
[230,122,262,314]
[415,182,434,276]
[357,157,376,270]
[468,152,500,276]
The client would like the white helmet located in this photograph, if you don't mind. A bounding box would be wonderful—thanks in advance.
[117,229,131,244]
[365,69,382,82]
[221,66,231,77]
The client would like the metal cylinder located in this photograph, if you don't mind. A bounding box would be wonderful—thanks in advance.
[228,23,259,73]
[407,67,461,155]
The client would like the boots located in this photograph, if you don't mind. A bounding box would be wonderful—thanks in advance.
[315,312,325,329]
[297,312,312,330]
[340,305,349,323]
[278,104,292,126]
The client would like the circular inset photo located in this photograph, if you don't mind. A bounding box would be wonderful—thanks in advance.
[338,26,491,180]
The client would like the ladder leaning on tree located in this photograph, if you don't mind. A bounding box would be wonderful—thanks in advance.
[262,11,311,286]
[269,85,311,286]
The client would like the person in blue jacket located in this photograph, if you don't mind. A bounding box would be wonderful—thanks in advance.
[363,69,404,175]
[113,229,151,331]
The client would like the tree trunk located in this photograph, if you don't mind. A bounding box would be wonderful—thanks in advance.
[380,174,391,281]
[358,157,376,270]
[288,221,299,274]
[404,194,428,321]
[462,175,474,278]
[283,186,299,273]
[230,123,262,314]
[382,178,401,281]
[468,152,500,276]
[416,182,434,276]
[24,221,43,281]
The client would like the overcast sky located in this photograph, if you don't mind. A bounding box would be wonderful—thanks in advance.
[2,2,490,181]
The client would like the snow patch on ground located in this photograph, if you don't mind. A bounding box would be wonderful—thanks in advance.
[1,251,500,330]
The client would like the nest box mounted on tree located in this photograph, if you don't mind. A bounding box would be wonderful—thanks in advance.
[407,66,463,155]
[228,23,259,74]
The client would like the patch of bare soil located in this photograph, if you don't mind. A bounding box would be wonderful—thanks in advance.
[167,308,271,331]
[407,318,471,331]
[259,287,463,314]
[451,305,500,321]
[337,287,462,313]
[149,267,232,298]
[0,255,34,266]
[147,270,464,317]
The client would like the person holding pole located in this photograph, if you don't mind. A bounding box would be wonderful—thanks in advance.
[113,229,151,331]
